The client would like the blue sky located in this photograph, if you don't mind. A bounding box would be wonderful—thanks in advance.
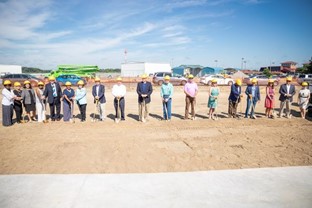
[0,0,311,70]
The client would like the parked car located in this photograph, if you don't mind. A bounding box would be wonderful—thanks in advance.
[297,74,312,85]
[243,75,280,86]
[2,74,43,87]
[56,74,86,86]
[200,74,234,86]
[153,72,187,85]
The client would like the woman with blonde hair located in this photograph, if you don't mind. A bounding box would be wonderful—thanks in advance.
[298,82,310,119]
[264,79,275,118]
[207,79,220,119]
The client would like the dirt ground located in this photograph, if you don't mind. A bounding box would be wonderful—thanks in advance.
[0,84,311,174]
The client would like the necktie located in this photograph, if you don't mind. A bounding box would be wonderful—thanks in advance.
[52,84,57,97]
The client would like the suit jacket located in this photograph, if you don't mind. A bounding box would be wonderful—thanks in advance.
[245,85,261,102]
[279,84,296,102]
[136,81,153,103]
[92,84,106,103]
[228,84,242,102]
[43,82,62,104]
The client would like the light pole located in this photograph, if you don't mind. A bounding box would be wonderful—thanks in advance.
[214,60,218,68]
[244,60,247,69]
[241,58,244,70]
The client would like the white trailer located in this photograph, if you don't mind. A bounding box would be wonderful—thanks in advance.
[0,65,22,76]
[121,62,171,77]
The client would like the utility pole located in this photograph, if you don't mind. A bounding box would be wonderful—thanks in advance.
[241,58,244,70]
[214,60,218,68]
[124,49,127,64]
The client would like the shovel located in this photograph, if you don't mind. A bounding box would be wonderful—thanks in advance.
[250,97,257,119]
[70,101,75,123]
[92,99,99,122]
[163,98,168,121]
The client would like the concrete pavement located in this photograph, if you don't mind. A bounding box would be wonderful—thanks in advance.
[0,166,311,208]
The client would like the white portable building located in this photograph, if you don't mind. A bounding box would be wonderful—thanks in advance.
[121,62,171,77]
[0,65,22,75]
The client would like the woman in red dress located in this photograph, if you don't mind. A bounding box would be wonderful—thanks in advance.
[265,79,275,118]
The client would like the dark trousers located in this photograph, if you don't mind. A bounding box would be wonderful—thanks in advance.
[78,104,87,121]
[185,96,196,119]
[14,104,23,123]
[228,100,239,117]
[49,97,61,120]
[114,97,125,120]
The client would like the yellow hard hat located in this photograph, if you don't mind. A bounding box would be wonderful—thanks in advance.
[94,77,101,82]
[268,79,274,83]
[164,75,170,80]
[211,79,217,83]
[24,80,31,85]
[14,82,21,87]
[286,77,292,81]
[38,81,44,86]
[4,80,12,85]
[188,74,194,79]
[48,76,55,81]
[65,81,72,86]
[235,79,242,86]
[141,74,148,79]
[116,77,122,81]
[77,80,84,85]
[251,78,257,83]
[302,82,308,86]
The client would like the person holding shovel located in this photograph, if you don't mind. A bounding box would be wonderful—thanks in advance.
[35,81,47,123]
[112,77,126,121]
[62,82,75,122]
[244,78,260,119]
[278,77,296,118]
[208,79,220,120]
[160,75,173,121]
[21,80,37,122]
[264,79,275,118]
[184,74,198,120]
[13,82,23,124]
[76,80,87,122]
[92,77,106,121]
[228,79,242,118]
[136,74,153,122]
[2,80,17,127]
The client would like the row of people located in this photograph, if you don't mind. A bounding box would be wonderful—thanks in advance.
[2,74,310,126]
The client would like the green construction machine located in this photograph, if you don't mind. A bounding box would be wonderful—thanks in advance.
[49,65,99,78]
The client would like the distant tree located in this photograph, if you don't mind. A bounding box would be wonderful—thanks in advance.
[263,68,272,78]
[296,67,307,74]
[307,57,312,74]
[22,67,51,73]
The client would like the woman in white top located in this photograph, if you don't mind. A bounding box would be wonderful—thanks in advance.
[2,80,17,126]
[35,81,46,123]
[298,82,310,119]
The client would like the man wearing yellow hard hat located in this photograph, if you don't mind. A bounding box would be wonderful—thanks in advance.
[160,75,173,121]
[21,80,37,122]
[184,74,198,120]
[297,82,310,119]
[92,77,106,121]
[2,80,18,126]
[244,78,260,119]
[13,82,23,124]
[43,76,62,121]
[136,74,153,122]
[35,81,47,123]
[112,77,126,121]
[278,76,295,118]
[228,79,243,118]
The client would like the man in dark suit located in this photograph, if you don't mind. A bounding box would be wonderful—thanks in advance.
[245,78,261,119]
[278,77,296,118]
[92,77,106,121]
[228,79,243,118]
[43,76,62,121]
[136,74,153,122]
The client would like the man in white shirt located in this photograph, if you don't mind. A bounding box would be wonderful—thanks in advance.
[2,80,17,126]
[112,77,126,121]
[278,77,296,118]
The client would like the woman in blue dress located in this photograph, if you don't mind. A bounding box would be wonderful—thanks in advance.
[62,82,75,122]
[208,79,220,119]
